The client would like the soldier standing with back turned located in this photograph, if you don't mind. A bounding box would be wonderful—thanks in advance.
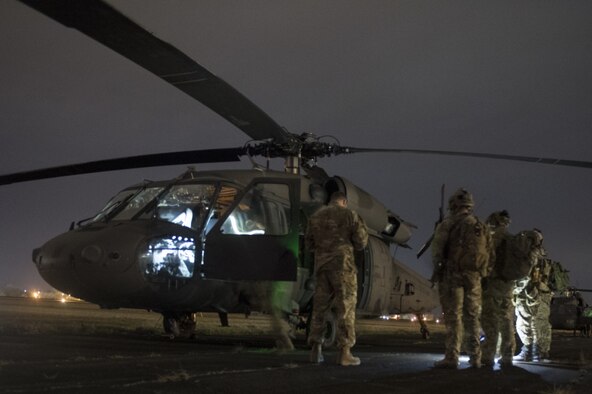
[431,188,493,369]
[481,210,516,367]
[305,191,368,366]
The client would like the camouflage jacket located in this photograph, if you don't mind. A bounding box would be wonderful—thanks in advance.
[515,257,553,299]
[432,210,494,277]
[489,226,512,280]
[305,202,368,272]
[482,226,515,296]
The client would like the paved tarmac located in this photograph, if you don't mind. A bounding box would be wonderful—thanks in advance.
[1,297,591,393]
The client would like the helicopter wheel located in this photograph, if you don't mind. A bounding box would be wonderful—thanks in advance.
[163,314,180,339]
[162,312,197,339]
[415,313,430,339]
[420,326,430,340]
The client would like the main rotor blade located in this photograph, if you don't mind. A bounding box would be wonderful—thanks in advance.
[342,147,592,169]
[19,0,293,143]
[0,148,244,185]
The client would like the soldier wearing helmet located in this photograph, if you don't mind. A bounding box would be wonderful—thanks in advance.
[486,210,511,228]
[514,230,553,362]
[481,210,516,367]
[431,188,493,369]
[447,188,475,211]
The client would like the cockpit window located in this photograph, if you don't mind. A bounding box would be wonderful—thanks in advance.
[202,185,238,234]
[89,189,139,223]
[155,184,216,230]
[220,183,290,235]
[112,187,164,221]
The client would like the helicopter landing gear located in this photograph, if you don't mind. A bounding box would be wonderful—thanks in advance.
[415,313,430,339]
[162,312,197,339]
[218,311,229,327]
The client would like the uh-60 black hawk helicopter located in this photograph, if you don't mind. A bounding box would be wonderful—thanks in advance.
[3,0,591,342]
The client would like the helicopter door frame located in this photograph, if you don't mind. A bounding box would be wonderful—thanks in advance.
[202,177,300,281]
[356,245,372,309]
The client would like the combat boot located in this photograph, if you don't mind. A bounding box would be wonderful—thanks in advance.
[531,347,540,363]
[434,356,459,369]
[482,358,495,368]
[310,343,324,364]
[481,359,495,367]
[337,347,361,366]
[539,351,551,363]
[513,345,532,362]
[469,355,482,369]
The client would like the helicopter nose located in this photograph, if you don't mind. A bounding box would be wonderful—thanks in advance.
[32,247,40,264]
[33,237,81,294]
[32,223,148,299]
[80,244,104,263]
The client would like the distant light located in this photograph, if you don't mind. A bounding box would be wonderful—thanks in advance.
[60,297,66,303]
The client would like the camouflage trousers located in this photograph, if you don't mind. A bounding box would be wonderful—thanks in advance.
[515,291,552,354]
[536,294,552,354]
[438,270,482,361]
[481,279,515,362]
[308,267,357,349]
[515,296,536,347]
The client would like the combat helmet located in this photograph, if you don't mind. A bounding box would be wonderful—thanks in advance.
[448,188,474,212]
[532,228,544,246]
[486,210,511,228]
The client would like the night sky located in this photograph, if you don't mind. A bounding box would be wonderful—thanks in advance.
[1,1,591,302]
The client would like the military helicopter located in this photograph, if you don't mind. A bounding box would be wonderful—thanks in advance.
[550,288,592,335]
[2,0,591,342]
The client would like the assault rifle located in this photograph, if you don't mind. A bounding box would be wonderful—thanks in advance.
[416,184,445,259]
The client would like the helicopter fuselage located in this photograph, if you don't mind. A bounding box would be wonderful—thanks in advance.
[32,168,438,324]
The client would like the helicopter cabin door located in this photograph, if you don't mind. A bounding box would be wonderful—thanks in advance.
[202,178,300,281]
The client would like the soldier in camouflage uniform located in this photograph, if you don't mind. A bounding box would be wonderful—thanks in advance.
[534,261,554,361]
[481,210,516,367]
[431,188,493,369]
[513,239,552,362]
[305,191,368,366]
[244,281,295,352]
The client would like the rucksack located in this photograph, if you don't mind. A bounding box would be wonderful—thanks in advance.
[500,230,540,280]
[547,260,570,292]
[447,215,492,276]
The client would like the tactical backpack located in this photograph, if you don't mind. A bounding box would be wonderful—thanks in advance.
[548,260,570,292]
[447,215,492,277]
[500,230,540,281]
